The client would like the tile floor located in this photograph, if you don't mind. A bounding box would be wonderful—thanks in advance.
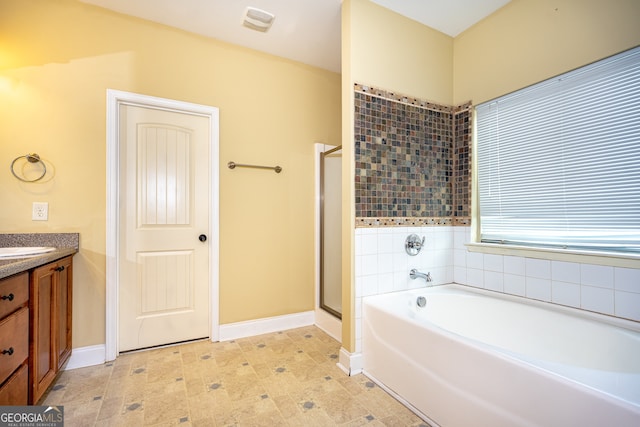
[42,326,431,426]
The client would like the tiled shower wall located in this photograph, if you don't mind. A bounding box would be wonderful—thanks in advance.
[354,84,471,227]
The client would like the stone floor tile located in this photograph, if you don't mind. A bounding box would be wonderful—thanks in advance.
[42,326,430,426]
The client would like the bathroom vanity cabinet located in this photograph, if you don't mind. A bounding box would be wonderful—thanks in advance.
[0,272,29,405]
[30,256,73,403]
[0,255,73,405]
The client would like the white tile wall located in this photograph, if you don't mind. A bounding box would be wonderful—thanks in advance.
[581,285,615,315]
[484,254,504,272]
[503,274,526,296]
[615,268,640,293]
[526,277,552,302]
[526,258,551,279]
[504,256,525,275]
[484,270,504,292]
[551,261,580,284]
[453,226,640,322]
[551,281,580,308]
[354,226,454,352]
[581,264,614,288]
[615,291,640,320]
[355,225,640,353]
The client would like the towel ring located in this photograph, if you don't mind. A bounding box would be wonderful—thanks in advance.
[10,153,47,182]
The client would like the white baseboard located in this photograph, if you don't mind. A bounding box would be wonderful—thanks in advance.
[314,308,342,342]
[337,347,362,376]
[64,344,106,370]
[218,310,315,342]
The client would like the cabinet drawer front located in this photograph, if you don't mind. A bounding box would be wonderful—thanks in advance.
[0,363,28,405]
[0,272,28,319]
[0,306,29,382]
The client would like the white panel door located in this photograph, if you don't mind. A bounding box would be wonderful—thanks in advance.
[118,104,210,351]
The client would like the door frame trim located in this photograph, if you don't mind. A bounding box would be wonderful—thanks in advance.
[105,89,220,361]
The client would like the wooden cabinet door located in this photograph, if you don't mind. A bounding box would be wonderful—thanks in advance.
[30,263,56,403]
[56,257,72,370]
[30,256,73,403]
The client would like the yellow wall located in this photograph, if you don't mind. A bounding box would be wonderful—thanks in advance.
[340,0,356,355]
[453,0,640,105]
[0,0,341,348]
[349,0,454,105]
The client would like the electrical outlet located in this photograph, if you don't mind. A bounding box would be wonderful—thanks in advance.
[32,202,48,221]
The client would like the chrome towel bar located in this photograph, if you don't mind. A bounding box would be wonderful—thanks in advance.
[227,161,282,174]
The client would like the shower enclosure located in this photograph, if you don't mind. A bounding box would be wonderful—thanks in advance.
[319,145,342,318]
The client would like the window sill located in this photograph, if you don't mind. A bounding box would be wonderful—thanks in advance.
[465,242,640,268]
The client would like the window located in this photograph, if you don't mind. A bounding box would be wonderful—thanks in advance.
[475,47,640,255]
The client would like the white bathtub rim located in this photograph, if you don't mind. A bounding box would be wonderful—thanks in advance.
[364,283,640,333]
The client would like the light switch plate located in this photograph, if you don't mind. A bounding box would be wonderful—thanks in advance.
[32,202,48,221]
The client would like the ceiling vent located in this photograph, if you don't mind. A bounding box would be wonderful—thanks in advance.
[242,7,275,32]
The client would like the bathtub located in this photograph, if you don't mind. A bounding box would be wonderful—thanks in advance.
[362,284,640,427]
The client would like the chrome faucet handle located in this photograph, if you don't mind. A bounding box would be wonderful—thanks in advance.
[405,234,425,256]
[411,236,425,249]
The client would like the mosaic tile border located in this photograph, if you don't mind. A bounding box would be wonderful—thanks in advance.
[355,216,471,227]
[454,217,471,226]
[453,101,472,113]
[356,217,451,227]
[354,83,472,114]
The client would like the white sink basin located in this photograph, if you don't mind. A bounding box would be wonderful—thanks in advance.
[0,246,56,258]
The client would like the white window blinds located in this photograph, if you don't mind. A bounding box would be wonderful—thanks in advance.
[476,46,640,254]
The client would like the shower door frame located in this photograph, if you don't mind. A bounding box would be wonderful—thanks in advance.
[319,145,342,319]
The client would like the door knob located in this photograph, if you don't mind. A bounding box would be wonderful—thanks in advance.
[199,234,207,242]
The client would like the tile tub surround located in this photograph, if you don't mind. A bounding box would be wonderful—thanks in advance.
[354,83,471,225]
[453,227,640,323]
[354,225,455,352]
[41,326,430,426]
[354,225,640,354]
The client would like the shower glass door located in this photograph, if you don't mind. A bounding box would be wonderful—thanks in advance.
[320,146,342,318]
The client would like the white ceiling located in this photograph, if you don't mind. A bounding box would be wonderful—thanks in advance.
[79,0,511,73]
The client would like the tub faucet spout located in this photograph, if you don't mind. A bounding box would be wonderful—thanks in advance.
[410,269,432,283]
